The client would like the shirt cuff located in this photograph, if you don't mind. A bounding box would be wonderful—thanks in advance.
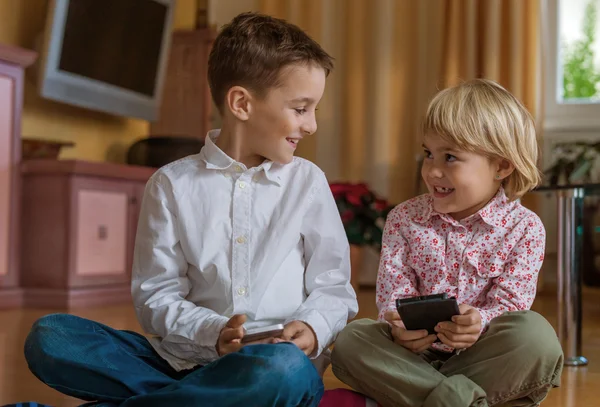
[378,304,396,322]
[475,308,492,335]
[285,308,331,359]
[193,314,230,361]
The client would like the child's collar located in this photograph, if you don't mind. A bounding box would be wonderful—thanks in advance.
[418,188,510,228]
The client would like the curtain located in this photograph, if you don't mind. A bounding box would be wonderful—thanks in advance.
[260,0,542,206]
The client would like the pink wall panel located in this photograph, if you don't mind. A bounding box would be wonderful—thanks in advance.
[0,75,14,277]
[75,190,128,276]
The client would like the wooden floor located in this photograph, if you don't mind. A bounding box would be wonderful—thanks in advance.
[0,287,599,406]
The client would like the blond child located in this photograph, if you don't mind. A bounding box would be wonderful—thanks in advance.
[331,79,563,407]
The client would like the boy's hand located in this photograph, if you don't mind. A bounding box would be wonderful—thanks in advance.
[435,304,482,349]
[384,310,437,353]
[216,314,246,356]
[272,321,317,356]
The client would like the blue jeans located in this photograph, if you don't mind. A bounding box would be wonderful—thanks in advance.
[24,314,324,407]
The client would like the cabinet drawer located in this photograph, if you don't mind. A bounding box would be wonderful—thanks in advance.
[75,189,128,276]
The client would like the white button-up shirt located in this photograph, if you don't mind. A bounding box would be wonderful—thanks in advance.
[132,130,358,371]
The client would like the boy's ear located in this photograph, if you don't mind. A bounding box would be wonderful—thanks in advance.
[496,158,515,180]
[226,86,251,121]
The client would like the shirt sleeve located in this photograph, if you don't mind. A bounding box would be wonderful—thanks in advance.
[131,175,228,365]
[286,171,359,358]
[476,215,546,329]
[376,206,421,321]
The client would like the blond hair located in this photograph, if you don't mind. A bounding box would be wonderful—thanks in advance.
[423,78,541,200]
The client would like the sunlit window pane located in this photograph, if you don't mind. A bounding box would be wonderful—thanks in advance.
[559,0,600,103]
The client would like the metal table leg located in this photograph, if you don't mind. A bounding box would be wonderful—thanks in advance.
[556,187,588,366]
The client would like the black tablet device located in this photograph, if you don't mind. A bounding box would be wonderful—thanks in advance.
[395,293,460,335]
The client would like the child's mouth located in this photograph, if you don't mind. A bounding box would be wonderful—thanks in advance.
[286,138,299,149]
[433,186,454,198]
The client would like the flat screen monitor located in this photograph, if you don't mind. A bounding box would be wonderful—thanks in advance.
[39,0,175,121]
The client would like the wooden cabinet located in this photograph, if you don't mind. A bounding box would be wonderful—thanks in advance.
[20,160,154,308]
[150,28,217,138]
[0,45,37,308]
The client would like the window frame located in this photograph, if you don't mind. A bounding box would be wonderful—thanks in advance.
[543,0,600,132]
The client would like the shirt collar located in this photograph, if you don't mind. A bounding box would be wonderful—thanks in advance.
[416,188,509,228]
[259,160,283,186]
[201,129,282,186]
[476,188,510,228]
[415,194,435,224]
[202,129,234,170]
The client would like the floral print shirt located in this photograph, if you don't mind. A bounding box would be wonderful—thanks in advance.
[377,188,545,349]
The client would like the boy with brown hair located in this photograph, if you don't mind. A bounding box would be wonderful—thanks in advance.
[24,12,358,407]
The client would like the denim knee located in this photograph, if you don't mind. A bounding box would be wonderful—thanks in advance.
[253,343,316,376]
[242,342,323,395]
[24,313,77,375]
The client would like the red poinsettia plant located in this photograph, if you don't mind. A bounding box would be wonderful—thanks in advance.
[329,182,393,248]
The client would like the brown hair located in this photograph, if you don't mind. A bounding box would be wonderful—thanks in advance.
[424,78,541,200]
[208,12,334,112]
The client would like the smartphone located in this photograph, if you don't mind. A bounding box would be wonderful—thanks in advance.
[242,323,285,343]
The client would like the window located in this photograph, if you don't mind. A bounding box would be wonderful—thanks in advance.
[544,0,600,130]
[560,0,600,102]
[541,0,600,256]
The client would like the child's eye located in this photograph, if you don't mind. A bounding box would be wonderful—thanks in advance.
[445,154,457,162]
[294,108,306,115]
[423,149,433,159]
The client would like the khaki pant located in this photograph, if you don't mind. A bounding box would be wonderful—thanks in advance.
[331,311,563,407]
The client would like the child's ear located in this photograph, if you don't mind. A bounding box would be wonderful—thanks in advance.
[226,86,251,121]
[496,158,515,181]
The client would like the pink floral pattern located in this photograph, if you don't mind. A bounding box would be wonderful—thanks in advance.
[377,189,545,335]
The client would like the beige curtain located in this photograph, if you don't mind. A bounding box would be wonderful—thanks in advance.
[260,0,542,207]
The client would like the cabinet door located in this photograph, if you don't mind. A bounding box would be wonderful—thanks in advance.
[69,177,136,287]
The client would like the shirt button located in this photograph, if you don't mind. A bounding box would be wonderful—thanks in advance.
[236,236,246,244]
[239,182,246,189]
[237,287,247,296]
[253,174,261,182]
[234,165,243,173]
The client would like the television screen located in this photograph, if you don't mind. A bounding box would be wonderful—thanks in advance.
[39,0,175,121]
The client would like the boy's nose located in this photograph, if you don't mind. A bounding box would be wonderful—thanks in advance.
[302,117,317,136]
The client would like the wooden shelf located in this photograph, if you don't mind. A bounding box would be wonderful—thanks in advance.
[21,159,156,182]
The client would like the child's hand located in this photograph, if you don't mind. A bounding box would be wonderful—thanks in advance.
[384,310,437,353]
[434,304,482,349]
[272,321,317,355]
[216,314,246,356]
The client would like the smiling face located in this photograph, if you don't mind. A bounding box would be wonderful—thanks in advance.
[242,63,326,165]
[421,133,505,220]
